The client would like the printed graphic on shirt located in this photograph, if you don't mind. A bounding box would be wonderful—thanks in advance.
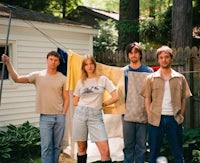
[81,86,104,96]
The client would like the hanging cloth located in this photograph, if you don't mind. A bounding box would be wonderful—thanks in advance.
[57,48,68,76]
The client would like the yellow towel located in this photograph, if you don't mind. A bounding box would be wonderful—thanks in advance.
[66,50,125,114]
[96,63,125,114]
[66,50,83,91]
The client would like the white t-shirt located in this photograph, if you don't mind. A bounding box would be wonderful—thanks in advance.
[161,80,173,115]
[73,75,116,110]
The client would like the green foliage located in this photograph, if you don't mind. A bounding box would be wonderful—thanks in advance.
[48,0,82,18]
[192,150,200,163]
[1,0,82,18]
[183,128,200,162]
[0,121,41,163]
[140,5,172,48]
[140,0,172,17]
[193,0,200,27]
[183,128,200,148]
[81,0,119,12]
[0,0,51,13]
[93,20,118,64]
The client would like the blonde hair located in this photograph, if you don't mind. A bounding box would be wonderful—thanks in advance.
[156,46,173,59]
[81,55,97,83]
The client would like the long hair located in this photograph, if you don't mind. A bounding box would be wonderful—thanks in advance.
[81,55,97,83]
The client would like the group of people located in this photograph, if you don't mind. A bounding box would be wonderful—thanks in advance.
[1,42,191,163]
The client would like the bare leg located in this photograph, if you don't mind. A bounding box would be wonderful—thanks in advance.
[96,140,111,161]
[77,141,87,163]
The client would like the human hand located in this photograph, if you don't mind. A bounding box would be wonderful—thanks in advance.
[1,54,9,63]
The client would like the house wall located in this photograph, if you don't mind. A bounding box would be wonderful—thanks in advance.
[0,17,97,127]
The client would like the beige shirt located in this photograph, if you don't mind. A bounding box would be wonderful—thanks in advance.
[28,69,66,114]
[141,69,192,126]
[125,72,150,123]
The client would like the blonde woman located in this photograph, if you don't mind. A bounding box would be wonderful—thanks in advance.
[72,55,119,163]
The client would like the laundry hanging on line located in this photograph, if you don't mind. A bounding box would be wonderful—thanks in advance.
[57,47,68,76]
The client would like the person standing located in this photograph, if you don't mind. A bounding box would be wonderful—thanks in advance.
[1,51,69,163]
[141,45,192,163]
[72,55,119,163]
[122,42,153,163]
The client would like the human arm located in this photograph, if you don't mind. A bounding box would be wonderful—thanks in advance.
[180,98,186,117]
[73,79,81,106]
[102,89,119,107]
[144,97,151,117]
[1,54,29,83]
[140,74,152,117]
[62,89,70,115]
[73,96,80,106]
[180,77,192,118]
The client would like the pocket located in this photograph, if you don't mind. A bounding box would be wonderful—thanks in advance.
[152,83,161,98]
[74,106,85,118]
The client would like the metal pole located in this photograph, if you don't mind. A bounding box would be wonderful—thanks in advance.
[0,5,15,105]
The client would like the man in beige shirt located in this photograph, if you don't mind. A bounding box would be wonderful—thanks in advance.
[2,51,69,163]
[141,46,192,163]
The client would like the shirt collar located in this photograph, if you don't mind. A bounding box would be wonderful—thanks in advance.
[153,68,182,78]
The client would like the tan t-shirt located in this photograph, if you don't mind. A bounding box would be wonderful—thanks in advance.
[28,69,67,114]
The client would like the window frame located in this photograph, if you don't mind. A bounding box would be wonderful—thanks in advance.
[0,41,16,88]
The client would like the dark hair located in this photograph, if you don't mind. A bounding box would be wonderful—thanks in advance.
[126,42,143,61]
[156,46,173,59]
[46,51,60,59]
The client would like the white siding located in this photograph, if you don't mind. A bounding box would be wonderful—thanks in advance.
[0,17,97,127]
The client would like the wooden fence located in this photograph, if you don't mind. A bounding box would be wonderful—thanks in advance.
[95,46,200,129]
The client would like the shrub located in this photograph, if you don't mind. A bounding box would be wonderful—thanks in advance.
[0,121,41,163]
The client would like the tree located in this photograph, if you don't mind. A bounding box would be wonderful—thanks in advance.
[48,0,81,18]
[117,0,139,62]
[93,20,118,64]
[140,5,172,48]
[172,0,193,48]
[0,0,50,13]
[1,0,81,18]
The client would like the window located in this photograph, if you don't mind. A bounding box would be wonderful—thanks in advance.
[0,46,9,80]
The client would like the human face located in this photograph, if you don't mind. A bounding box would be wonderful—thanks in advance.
[158,52,173,69]
[46,55,60,70]
[84,59,95,74]
[128,48,141,64]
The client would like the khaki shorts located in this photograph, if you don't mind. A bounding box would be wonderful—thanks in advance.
[72,106,108,143]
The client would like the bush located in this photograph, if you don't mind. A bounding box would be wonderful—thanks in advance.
[183,128,200,163]
[0,121,41,163]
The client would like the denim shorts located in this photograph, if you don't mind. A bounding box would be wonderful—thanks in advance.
[72,106,108,143]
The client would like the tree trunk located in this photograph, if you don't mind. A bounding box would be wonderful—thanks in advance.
[172,0,192,48]
[117,0,139,62]
[62,0,67,18]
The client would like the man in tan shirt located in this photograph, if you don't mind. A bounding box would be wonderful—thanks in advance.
[141,46,192,163]
[2,51,69,163]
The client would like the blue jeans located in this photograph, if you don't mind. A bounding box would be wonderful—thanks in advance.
[148,115,184,163]
[122,115,147,163]
[40,114,66,163]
